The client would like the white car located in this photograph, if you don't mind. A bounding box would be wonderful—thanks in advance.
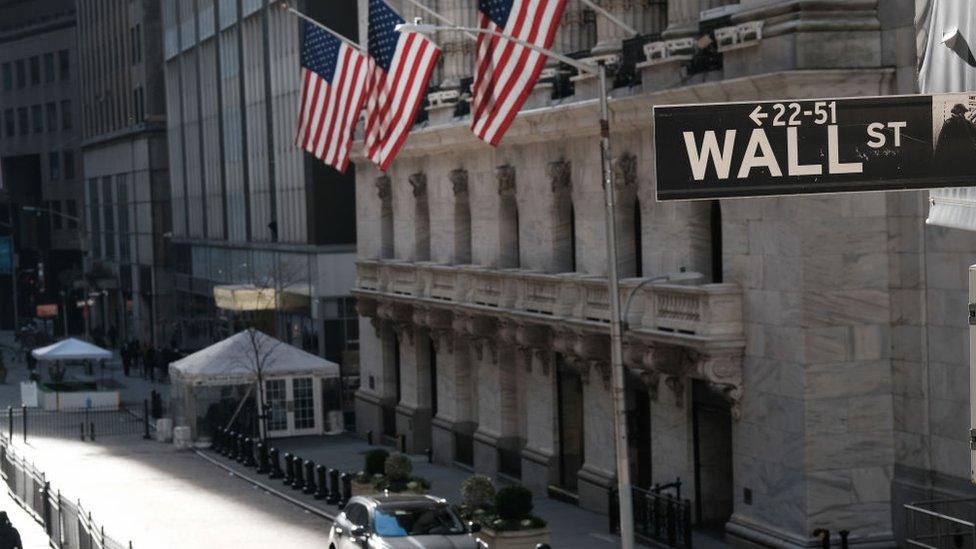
[328,494,482,549]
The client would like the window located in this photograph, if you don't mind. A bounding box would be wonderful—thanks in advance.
[131,25,142,64]
[58,50,70,81]
[1,63,10,91]
[133,87,144,122]
[48,152,59,181]
[60,100,71,129]
[15,60,24,88]
[52,201,63,230]
[117,176,129,262]
[265,379,287,431]
[45,102,56,132]
[3,110,13,137]
[17,107,27,135]
[63,150,74,180]
[293,377,314,429]
[102,177,114,260]
[28,56,39,85]
[31,105,42,133]
[88,179,100,257]
[65,200,77,228]
[43,53,54,83]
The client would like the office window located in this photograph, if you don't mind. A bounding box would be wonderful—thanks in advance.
[3,110,13,137]
[45,102,56,132]
[63,150,74,180]
[102,177,115,260]
[1,63,10,91]
[52,201,63,230]
[117,176,129,262]
[133,87,144,122]
[15,60,24,88]
[60,100,71,129]
[17,107,27,135]
[131,25,142,64]
[29,56,39,85]
[48,152,60,181]
[88,180,101,257]
[43,53,54,83]
[66,200,77,229]
[58,50,69,81]
[31,105,42,133]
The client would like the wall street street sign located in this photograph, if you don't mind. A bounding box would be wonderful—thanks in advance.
[654,93,976,201]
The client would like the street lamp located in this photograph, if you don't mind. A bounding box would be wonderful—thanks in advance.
[396,22,635,549]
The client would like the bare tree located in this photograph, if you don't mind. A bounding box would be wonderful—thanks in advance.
[229,327,283,439]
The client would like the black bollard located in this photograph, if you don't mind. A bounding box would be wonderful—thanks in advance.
[235,434,246,463]
[291,457,305,491]
[314,465,327,500]
[256,443,268,474]
[269,448,282,479]
[283,453,294,486]
[79,422,85,441]
[243,438,256,467]
[326,469,341,504]
[142,400,151,440]
[89,421,95,441]
[339,473,352,508]
[225,431,237,459]
[303,461,316,495]
[366,430,373,445]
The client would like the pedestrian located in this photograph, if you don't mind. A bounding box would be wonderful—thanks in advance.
[0,511,23,549]
[120,343,130,377]
[145,346,156,382]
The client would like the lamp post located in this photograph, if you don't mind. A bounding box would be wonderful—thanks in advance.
[394,22,635,549]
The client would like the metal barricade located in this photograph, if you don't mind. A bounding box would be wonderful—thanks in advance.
[610,483,693,549]
[906,498,976,549]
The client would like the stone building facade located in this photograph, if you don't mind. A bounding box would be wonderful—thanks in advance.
[0,0,85,332]
[349,0,965,546]
[78,0,172,345]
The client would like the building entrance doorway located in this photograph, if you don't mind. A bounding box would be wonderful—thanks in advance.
[692,380,733,528]
[555,354,584,495]
[629,385,653,489]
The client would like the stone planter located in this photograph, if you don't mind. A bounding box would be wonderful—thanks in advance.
[476,527,550,549]
[351,480,376,497]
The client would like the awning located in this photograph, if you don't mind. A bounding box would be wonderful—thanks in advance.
[919,0,976,230]
[31,338,113,361]
[213,284,310,312]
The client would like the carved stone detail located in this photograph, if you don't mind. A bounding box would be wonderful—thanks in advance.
[547,160,571,194]
[497,165,516,197]
[694,351,745,420]
[450,168,469,196]
[665,376,685,407]
[613,153,637,189]
[375,175,392,200]
[408,172,428,198]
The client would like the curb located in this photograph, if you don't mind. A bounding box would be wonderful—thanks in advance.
[193,449,338,522]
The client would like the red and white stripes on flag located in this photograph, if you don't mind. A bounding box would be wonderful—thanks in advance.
[363,0,442,172]
[471,0,567,146]
[294,22,369,173]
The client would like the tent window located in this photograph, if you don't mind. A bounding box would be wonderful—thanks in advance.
[293,377,315,429]
[266,379,287,431]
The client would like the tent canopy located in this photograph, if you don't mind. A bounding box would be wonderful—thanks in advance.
[170,329,339,386]
[31,338,113,361]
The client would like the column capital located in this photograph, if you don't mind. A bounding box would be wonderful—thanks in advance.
[408,172,428,198]
[547,159,572,194]
[613,152,637,190]
[497,164,516,197]
[450,168,469,196]
[375,174,392,200]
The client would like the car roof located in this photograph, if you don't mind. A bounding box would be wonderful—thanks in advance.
[357,494,448,508]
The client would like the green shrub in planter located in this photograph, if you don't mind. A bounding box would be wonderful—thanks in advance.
[461,475,496,511]
[364,449,389,476]
[495,485,534,521]
[385,453,412,482]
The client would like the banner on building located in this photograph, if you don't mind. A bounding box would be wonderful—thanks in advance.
[0,236,13,275]
[654,93,976,201]
[36,304,58,318]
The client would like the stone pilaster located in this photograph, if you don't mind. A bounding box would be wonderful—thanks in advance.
[431,334,474,465]
[591,0,659,54]
[663,0,702,39]
[555,0,597,54]
[522,348,557,495]
[393,324,433,454]
[438,0,477,88]
[578,358,617,514]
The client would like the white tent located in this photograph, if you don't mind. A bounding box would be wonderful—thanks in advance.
[169,330,341,439]
[31,338,113,361]
[170,330,339,385]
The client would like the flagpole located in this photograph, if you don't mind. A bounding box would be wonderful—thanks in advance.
[577,0,639,37]
[277,2,367,52]
[398,0,479,42]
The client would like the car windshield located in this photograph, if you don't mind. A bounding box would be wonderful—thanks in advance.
[372,505,466,537]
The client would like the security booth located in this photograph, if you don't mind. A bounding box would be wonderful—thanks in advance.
[169,330,340,440]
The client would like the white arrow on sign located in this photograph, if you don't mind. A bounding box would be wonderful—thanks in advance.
[749,105,768,126]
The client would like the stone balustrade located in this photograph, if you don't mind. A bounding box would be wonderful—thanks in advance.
[355,259,743,344]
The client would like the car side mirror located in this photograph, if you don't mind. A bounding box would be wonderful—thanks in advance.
[351,525,367,538]
[468,522,482,533]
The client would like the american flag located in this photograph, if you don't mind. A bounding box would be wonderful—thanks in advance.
[364,0,441,171]
[471,0,567,146]
[294,21,369,173]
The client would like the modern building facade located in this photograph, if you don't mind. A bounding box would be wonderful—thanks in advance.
[160,0,361,396]
[0,0,84,333]
[77,0,172,345]
[352,0,962,546]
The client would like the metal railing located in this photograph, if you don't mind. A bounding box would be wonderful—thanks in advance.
[610,483,693,549]
[906,498,976,549]
[5,405,146,442]
[0,437,132,549]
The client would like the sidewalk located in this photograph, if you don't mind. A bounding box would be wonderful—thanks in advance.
[2,488,51,549]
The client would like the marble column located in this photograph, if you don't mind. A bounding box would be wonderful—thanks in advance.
[394,325,433,454]
[591,0,658,55]
[578,360,618,514]
[650,377,695,506]
[555,0,597,54]
[663,0,702,39]
[431,336,474,465]
[521,350,557,495]
[438,0,477,88]
[355,319,398,439]
[472,339,502,475]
